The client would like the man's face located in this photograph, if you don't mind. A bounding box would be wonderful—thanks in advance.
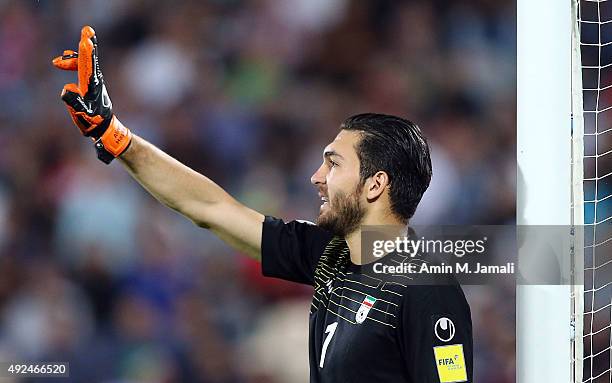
[311,130,366,236]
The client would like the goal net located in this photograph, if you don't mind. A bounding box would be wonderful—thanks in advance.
[572,1,612,382]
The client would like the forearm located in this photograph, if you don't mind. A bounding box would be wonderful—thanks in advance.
[118,135,234,226]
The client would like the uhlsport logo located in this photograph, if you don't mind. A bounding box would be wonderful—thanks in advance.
[434,317,455,342]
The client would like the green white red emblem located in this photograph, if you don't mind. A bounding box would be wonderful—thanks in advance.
[355,295,377,324]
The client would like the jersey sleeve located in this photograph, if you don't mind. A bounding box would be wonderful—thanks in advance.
[260,215,334,285]
[397,284,473,383]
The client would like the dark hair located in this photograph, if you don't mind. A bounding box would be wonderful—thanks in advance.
[341,113,432,222]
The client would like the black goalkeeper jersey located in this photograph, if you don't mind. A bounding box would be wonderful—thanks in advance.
[261,216,473,383]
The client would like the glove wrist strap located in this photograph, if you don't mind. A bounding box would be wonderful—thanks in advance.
[94,116,132,164]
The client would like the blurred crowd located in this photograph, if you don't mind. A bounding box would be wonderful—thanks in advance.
[0,0,516,382]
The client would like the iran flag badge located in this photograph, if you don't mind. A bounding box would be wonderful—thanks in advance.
[355,295,377,324]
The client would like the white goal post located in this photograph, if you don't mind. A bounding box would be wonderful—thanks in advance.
[517,0,573,382]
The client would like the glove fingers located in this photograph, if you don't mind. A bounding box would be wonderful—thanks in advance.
[61,85,103,135]
[66,106,90,134]
[52,50,78,71]
[61,83,86,107]
[78,25,98,96]
[55,26,114,141]
[61,83,107,136]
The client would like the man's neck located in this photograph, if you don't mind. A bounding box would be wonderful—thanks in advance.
[346,214,406,265]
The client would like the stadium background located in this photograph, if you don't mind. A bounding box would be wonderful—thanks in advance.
[0,1,516,382]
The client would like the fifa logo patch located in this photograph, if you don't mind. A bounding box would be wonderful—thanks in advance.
[433,344,467,382]
[355,295,377,324]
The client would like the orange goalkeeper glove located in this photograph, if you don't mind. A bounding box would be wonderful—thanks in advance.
[52,25,131,164]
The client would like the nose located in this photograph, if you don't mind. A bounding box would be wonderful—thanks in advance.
[311,162,327,186]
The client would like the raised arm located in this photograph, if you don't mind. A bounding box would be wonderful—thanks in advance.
[52,25,264,260]
[119,136,264,259]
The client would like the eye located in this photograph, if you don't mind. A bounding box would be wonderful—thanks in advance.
[329,160,338,168]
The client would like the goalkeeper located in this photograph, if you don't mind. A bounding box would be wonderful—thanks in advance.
[53,26,473,383]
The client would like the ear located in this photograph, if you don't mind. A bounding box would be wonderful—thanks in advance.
[365,171,390,201]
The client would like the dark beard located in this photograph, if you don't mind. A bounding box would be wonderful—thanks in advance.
[316,187,365,237]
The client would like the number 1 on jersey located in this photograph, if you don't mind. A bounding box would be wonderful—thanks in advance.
[319,322,338,368]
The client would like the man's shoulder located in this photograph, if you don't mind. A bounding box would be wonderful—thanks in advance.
[264,215,334,243]
[399,282,471,317]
